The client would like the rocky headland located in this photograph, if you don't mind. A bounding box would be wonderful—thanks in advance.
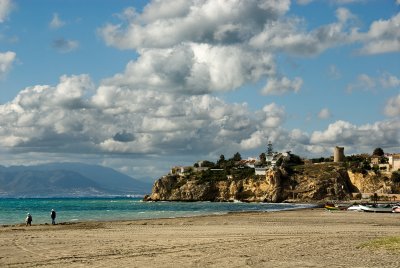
[144,162,400,203]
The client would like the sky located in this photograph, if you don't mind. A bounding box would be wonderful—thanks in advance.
[0,0,399,182]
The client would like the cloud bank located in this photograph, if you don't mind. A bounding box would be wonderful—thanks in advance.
[1,0,399,179]
[2,71,398,163]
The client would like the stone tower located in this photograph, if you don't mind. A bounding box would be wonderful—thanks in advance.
[334,146,345,162]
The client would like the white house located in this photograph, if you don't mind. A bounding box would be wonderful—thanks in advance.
[170,166,192,176]
[388,154,400,172]
[255,167,267,176]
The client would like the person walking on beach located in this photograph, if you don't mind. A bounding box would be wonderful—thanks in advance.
[50,209,56,225]
[26,213,32,226]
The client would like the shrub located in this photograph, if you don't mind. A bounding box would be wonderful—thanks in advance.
[391,171,400,183]
[231,167,255,180]
[199,169,227,182]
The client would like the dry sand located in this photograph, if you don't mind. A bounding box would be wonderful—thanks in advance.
[1,208,400,268]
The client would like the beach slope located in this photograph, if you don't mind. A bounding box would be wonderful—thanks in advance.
[1,209,400,267]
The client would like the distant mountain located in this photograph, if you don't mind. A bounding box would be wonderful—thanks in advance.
[0,163,152,197]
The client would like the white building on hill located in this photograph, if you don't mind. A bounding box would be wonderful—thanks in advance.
[388,154,400,171]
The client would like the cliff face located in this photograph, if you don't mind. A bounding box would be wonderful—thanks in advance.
[144,163,361,202]
[144,167,288,202]
[348,171,398,194]
[290,164,355,201]
[148,176,218,201]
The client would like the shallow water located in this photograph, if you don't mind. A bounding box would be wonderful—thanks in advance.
[0,197,315,225]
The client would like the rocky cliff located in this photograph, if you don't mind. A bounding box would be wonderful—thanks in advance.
[348,170,399,194]
[144,163,369,202]
[144,168,286,202]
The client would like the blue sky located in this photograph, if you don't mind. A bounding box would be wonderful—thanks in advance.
[0,0,399,181]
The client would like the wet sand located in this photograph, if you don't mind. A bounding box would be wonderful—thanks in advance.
[1,208,400,267]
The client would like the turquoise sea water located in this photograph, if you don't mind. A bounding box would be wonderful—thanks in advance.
[0,197,316,226]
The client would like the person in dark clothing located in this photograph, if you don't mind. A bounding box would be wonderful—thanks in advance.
[51,209,56,225]
[26,213,32,226]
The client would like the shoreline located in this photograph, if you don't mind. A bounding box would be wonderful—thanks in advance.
[0,200,320,227]
[0,206,317,228]
[1,208,400,267]
[2,199,396,228]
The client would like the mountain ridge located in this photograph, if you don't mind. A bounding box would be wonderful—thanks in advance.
[0,162,152,197]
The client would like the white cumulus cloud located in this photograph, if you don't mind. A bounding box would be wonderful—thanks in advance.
[249,7,355,56]
[296,0,313,5]
[347,74,376,92]
[99,0,291,50]
[385,94,400,117]
[0,73,261,157]
[318,108,331,119]
[347,73,400,92]
[0,0,13,23]
[1,71,399,179]
[261,76,303,95]
[49,13,65,29]
[380,73,400,88]
[0,50,16,79]
[103,43,276,95]
[259,103,286,128]
[310,120,400,151]
[354,12,400,55]
[97,1,399,99]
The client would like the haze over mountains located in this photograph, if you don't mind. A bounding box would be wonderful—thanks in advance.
[0,163,152,197]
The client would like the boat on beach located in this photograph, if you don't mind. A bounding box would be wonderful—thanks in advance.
[325,204,340,211]
[392,206,400,213]
[359,204,393,213]
[346,204,363,212]
[324,203,349,211]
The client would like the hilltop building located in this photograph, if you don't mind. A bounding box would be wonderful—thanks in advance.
[388,154,400,171]
[334,146,345,162]
[253,141,289,175]
[370,153,400,172]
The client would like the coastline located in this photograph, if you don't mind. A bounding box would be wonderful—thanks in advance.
[0,197,318,226]
[0,203,320,228]
[1,208,400,267]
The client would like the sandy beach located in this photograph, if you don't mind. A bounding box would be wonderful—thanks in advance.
[1,208,399,268]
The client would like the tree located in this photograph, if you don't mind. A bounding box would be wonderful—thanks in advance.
[391,171,400,183]
[373,148,384,156]
[259,153,266,164]
[217,154,226,167]
[275,157,283,167]
[379,156,388,164]
[288,153,304,165]
[201,160,215,168]
[232,152,242,161]
[371,193,379,204]
[361,160,371,171]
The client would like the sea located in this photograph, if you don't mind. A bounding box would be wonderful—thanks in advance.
[0,197,316,226]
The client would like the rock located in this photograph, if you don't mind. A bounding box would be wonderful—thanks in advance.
[144,163,372,202]
[348,170,396,194]
[145,167,290,202]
